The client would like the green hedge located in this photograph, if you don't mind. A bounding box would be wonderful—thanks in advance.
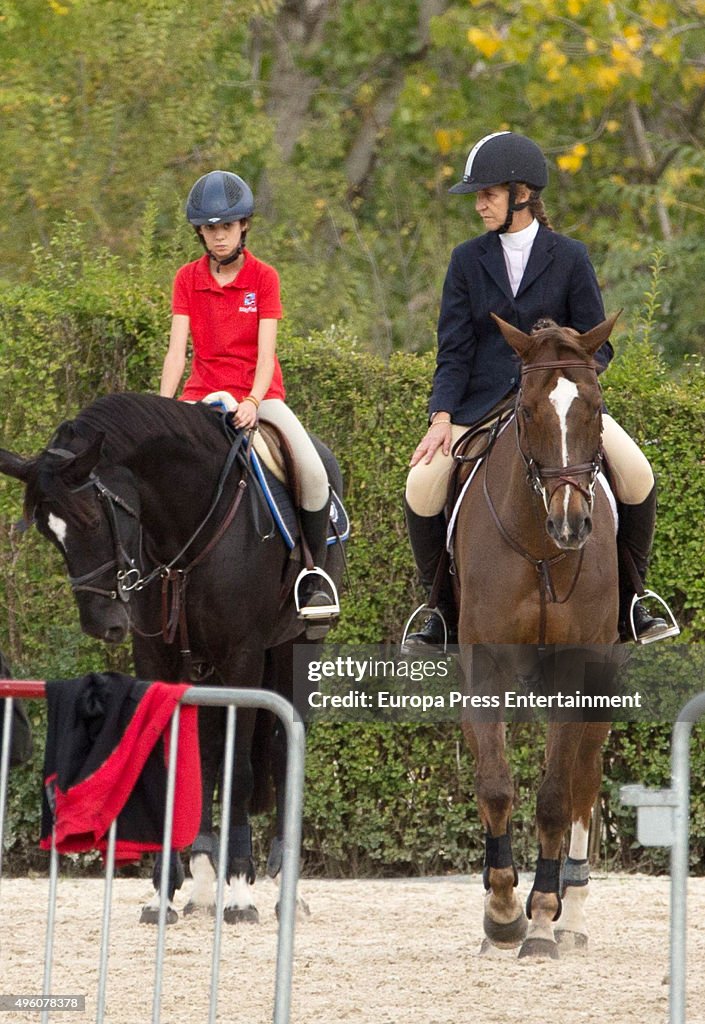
[1,237,705,875]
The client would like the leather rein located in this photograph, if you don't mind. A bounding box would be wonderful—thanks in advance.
[481,358,603,646]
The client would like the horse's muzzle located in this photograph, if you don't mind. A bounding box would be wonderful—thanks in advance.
[545,511,592,549]
[78,602,130,644]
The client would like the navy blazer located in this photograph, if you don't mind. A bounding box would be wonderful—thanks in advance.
[429,224,613,425]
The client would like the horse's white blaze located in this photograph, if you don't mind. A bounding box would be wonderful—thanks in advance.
[228,872,253,909]
[549,377,579,525]
[189,851,216,907]
[47,513,68,550]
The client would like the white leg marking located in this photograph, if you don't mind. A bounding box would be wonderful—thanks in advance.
[189,852,216,908]
[560,820,590,942]
[228,873,253,910]
[568,820,590,861]
[47,513,68,550]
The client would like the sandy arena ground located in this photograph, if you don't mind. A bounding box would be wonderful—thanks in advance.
[1,872,704,1024]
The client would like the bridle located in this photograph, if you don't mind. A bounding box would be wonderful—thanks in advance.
[44,430,252,664]
[515,359,603,516]
[67,475,142,602]
[39,449,142,604]
[480,357,604,647]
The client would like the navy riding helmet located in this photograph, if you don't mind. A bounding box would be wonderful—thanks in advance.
[186,170,255,225]
[186,170,255,270]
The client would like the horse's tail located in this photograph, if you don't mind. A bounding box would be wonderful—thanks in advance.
[249,708,275,815]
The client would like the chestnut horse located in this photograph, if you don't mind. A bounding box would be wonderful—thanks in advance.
[453,314,621,959]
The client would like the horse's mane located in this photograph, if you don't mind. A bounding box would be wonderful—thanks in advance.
[70,392,226,462]
[23,395,226,524]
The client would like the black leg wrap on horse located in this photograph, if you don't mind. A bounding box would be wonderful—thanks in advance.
[191,832,218,871]
[152,851,185,900]
[228,824,256,884]
[526,856,562,921]
[560,856,590,895]
[266,836,285,879]
[482,832,519,891]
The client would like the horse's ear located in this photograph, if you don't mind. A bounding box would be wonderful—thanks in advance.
[490,313,532,358]
[0,449,32,483]
[55,431,105,486]
[580,311,622,356]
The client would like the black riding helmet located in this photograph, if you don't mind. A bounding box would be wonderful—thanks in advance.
[186,170,255,271]
[449,131,548,233]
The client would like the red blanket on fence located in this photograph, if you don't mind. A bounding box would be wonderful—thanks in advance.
[40,674,201,864]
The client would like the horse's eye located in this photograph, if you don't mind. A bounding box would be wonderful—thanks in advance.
[522,407,532,421]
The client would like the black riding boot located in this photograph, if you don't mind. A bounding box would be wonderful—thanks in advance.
[617,485,677,643]
[297,506,339,634]
[402,500,457,653]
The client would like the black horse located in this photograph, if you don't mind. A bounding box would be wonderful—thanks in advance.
[0,393,344,922]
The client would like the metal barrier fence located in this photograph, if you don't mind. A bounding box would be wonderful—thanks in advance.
[621,691,705,1024]
[0,681,305,1024]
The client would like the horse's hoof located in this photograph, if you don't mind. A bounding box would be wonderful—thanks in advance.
[224,905,260,924]
[183,900,216,918]
[518,937,559,960]
[139,905,178,926]
[482,910,528,948]
[478,937,516,957]
[275,896,311,921]
[555,928,588,952]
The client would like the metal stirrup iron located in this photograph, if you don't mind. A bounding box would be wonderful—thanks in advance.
[629,590,680,645]
[294,567,340,619]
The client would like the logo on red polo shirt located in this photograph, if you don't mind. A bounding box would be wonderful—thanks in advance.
[239,291,257,313]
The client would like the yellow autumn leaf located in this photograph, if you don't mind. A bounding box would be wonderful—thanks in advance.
[623,25,644,52]
[434,129,453,156]
[557,143,588,174]
[467,27,502,60]
[595,65,621,91]
[557,154,582,174]
[609,42,643,78]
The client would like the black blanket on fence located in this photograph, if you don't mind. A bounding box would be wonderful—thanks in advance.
[40,673,201,864]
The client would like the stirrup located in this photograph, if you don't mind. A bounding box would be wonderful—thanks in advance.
[294,567,340,619]
[400,603,450,656]
[629,591,680,645]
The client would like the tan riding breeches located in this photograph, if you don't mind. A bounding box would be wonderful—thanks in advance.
[258,399,331,511]
[405,413,654,518]
[196,392,330,512]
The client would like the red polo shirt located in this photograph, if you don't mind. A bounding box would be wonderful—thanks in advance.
[173,251,285,401]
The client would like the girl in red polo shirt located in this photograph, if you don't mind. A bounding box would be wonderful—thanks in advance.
[160,170,338,624]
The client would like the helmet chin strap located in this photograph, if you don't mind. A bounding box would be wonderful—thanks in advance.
[496,182,531,234]
[197,229,248,272]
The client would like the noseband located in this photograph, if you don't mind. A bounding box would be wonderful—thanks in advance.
[517,359,603,515]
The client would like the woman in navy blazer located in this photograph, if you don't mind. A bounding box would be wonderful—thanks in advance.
[404,131,676,649]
